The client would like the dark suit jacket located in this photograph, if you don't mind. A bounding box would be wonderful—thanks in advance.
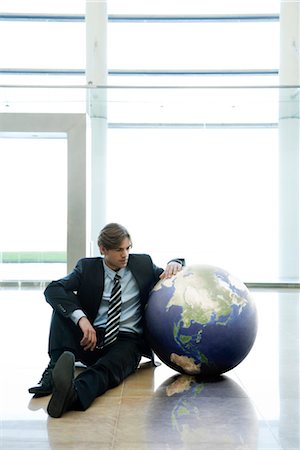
[44,254,184,358]
[44,254,170,323]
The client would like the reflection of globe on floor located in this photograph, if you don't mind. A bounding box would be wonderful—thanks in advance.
[145,265,258,376]
[146,374,258,449]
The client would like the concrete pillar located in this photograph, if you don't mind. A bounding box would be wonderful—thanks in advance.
[86,0,107,256]
[67,116,86,272]
[279,4,300,447]
[279,1,300,280]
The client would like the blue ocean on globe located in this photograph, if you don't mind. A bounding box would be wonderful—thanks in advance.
[145,265,258,376]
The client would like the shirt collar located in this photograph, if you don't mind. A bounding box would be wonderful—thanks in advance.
[103,260,125,280]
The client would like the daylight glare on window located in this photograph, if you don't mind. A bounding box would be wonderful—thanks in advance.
[0,0,283,284]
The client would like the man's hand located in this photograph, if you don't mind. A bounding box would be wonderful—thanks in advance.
[78,316,97,351]
[160,261,183,279]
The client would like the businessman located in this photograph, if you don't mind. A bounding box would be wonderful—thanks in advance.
[29,223,184,418]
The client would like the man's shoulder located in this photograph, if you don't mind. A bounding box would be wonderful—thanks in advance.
[128,253,151,262]
[76,256,103,267]
[128,254,154,270]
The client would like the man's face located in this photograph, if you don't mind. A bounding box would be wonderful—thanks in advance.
[100,237,132,271]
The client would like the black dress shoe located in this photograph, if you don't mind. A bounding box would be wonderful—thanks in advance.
[28,364,54,397]
[47,351,77,418]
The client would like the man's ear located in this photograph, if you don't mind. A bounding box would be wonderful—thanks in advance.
[99,245,106,255]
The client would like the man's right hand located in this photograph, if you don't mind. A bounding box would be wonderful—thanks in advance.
[78,316,97,351]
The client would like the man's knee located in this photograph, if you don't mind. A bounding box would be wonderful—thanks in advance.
[49,312,81,353]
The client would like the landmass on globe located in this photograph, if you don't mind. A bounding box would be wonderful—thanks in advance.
[170,353,201,375]
[154,266,249,328]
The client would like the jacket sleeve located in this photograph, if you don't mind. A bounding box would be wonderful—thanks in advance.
[44,258,84,318]
[168,258,185,266]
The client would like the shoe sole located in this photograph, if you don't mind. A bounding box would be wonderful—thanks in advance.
[32,391,52,398]
[47,351,75,418]
[28,388,52,396]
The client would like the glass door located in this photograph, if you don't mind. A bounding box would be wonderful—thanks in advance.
[0,135,67,283]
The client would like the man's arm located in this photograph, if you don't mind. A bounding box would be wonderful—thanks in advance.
[45,258,99,351]
[44,259,84,318]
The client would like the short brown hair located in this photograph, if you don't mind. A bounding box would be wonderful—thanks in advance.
[97,223,132,250]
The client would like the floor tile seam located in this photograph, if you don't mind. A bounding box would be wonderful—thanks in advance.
[109,382,125,450]
[119,393,153,399]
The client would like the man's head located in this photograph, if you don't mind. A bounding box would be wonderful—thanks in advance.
[97,223,132,271]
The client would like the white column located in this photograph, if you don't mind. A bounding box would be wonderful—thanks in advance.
[279,1,300,280]
[86,0,107,256]
[279,4,300,445]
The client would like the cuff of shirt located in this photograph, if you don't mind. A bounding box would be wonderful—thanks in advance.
[69,309,86,324]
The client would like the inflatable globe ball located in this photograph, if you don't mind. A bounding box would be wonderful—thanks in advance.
[145,265,257,377]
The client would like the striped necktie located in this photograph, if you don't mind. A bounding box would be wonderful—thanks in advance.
[103,273,122,347]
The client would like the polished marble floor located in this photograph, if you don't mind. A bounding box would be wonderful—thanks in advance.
[0,287,299,450]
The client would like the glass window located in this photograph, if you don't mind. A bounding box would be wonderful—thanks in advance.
[0,22,85,70]
[0,136,67,281]
[108,22,279,71]
[106,127,278,283]
[107,74,279,87]
[0,0,282,285]
[0,74,86,86]
[0,0,85,14]
[0,86,86,113]
[107,86,278,124]
[108,0,280,15]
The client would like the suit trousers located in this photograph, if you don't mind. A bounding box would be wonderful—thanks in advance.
[48,312,143,410]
